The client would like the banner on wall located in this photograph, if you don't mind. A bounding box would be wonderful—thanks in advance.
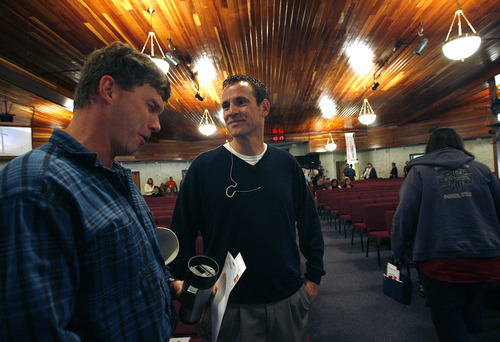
[345,132,357,163]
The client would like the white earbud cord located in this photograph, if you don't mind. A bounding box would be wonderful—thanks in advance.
[225,145,262,198]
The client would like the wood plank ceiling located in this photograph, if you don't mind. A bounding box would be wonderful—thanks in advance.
[0,0,499,160]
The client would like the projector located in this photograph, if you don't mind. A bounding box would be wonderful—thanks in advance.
[0,113,14,122]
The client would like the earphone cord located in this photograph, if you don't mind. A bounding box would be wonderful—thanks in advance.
[226,146,261,198]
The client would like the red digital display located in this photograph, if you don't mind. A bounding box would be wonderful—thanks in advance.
[270,135,286,142]
[270,128,285,142]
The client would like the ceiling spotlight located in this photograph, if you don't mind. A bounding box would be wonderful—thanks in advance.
[165,38,181,67]
[414,38,429,56]
[372,81,380,91]
[195,92,204,101]
[413,22,429,56]
[165,52,181,67]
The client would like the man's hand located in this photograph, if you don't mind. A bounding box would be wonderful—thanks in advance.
[169,280,184,299]
[303,278,319,301]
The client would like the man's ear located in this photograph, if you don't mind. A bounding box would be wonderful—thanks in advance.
[99,75,116,104]
[260,98,270,117]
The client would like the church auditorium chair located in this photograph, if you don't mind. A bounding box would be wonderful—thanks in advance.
[384,210,396,234]
[337,195,360,237]
[363,203,394,266]
[156,215,172,227]
[349,198,375,250]
[315,189,330,220]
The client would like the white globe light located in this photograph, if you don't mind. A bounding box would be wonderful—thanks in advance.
[442,35,481,60]
[358,113,376,125]
[199,124,216,136]
[151,57,170,74]
[325,142,337,151]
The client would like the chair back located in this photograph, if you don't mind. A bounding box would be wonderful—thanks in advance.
[363,203,394,232]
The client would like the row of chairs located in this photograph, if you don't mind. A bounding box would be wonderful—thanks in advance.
[316,184,401,266]
[144,195,176,227]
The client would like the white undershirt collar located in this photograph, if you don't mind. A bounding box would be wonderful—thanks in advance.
[223,142,267,166]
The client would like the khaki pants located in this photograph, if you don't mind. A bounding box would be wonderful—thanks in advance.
[202,284,312,342]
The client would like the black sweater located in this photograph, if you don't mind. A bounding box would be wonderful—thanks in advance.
[169,145,325,304]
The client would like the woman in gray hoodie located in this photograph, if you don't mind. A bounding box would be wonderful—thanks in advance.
[392,128,500,342]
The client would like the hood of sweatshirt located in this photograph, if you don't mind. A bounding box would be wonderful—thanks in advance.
[406,147,473,172]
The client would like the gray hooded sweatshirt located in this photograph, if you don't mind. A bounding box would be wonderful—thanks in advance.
[392,147,500,262]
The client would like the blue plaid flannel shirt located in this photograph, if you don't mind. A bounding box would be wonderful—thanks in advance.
[0,129,177,341]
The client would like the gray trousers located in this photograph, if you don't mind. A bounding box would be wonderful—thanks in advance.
[202,284,312,342]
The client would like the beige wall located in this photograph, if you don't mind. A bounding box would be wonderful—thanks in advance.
[1,137,495,193]
[320,137,495,180]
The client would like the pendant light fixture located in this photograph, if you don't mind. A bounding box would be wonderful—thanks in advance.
[140,9,170,74]
[325,133,337,151]
[199,109,216,136]
[358,99,376,125]
[442,8,481,60]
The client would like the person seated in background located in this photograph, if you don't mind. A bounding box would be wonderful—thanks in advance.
[165,176,178,192]
[151,186,162,197]
[165,187,174,196]
[331,179,341,189]
[313,177,328,196]
[159,182,167,195]
[302,167,310,185]
[144,177,155,195]
[312,169,320,186]
[389,162,398,178]
[342,177,354,188]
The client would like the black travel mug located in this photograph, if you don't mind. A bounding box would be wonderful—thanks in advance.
[179,255,219,325]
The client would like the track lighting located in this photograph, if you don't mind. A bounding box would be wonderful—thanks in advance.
[413,22,429,56]
[165,38,181,67]
[195,93,204,101]
[414,38,429,55]
[372,80,380,91]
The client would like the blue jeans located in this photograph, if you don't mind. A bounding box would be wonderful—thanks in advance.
[420,273,487,342]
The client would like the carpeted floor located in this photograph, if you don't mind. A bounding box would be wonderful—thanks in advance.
[305,219,500,342]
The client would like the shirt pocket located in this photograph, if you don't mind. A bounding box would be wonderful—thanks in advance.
[84,218,148,300]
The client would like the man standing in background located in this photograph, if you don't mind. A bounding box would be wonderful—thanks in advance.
[166,176,178,192]
[362,162,378,179]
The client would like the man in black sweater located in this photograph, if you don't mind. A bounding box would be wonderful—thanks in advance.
[169,74,325,341]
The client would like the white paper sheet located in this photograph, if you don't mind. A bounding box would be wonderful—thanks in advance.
[211,252,246,341]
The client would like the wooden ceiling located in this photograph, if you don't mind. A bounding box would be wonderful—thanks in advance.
[0,0,499,160]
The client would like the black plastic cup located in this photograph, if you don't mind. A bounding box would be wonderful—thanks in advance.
[179,255,219,325]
